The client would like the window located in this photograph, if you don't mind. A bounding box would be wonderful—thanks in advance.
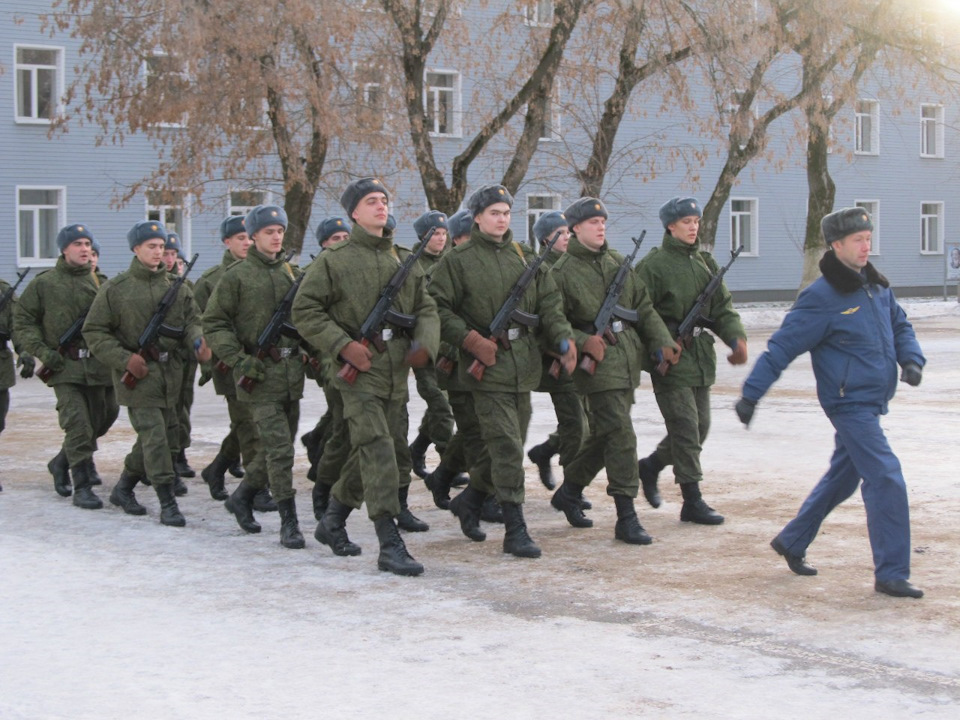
[920,104,944,158]
[424,70,461,137]
[147,190,188,249]
[229,190,266,217]
[143,53,190,127]
[854,200,879,255]
[921,202,943,254]
[15,45,62,123]
[17,187,65,265]
[855,99,879,155]
[523,1,554,26]
[526,194,561,250]
[729,198,758,255]
[356,63,386,131]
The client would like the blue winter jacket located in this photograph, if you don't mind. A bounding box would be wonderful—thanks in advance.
[742,251,925,416]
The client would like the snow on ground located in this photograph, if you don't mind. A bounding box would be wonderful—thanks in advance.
[1,300,958,719]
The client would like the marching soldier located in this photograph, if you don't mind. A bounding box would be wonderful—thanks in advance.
[293,177,440,576]
[548,199,678,543]
[635,197,747,524]
[164,231,197,485]
[429,184,577,559]
[15,224,118,508]
[83,220,211,526]
[204,205,307,549]
[0,272,33,493]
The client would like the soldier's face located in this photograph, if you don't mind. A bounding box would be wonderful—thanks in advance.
[832,231,872,270]
[62,237,92,267]
[163,248,179,271]
[322,231,349,249]
[476,203,511,240]
[668,216,700,245]
[134,238,166,270]
[253,225,285,256]
[575,217,606,251]
[90,253,99,271]
[352,192,389,234]
[224,231,252,260]
[425,228,448,255]
[551,227,571,253]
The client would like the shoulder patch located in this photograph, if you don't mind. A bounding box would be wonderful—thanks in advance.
[840,306,860,315]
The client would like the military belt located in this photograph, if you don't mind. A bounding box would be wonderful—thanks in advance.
[573,321,626,335]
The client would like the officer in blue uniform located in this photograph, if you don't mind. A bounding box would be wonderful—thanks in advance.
[735,207,926,599]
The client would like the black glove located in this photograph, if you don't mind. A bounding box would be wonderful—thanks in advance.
[735,397,757,427]
[17,354,36,379]
[900,362,922,387]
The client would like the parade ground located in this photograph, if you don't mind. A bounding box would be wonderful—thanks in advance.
[1,301,958,718]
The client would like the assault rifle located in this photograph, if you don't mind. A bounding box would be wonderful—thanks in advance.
[37,310,89,384]
[655,244,743,376]
[121,253,199,389]
[337,229,434,385]
[467,229,561,382]
[0,267,31,343]
[576,231,646,377]
[238,256,306,393]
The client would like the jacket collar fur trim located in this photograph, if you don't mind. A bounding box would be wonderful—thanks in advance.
[819,248,889,294]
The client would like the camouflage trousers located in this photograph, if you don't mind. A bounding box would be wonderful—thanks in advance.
[217,394,260,468]
[315,385,349,490]
[442,388,482,476]
[469,391,532,505]
[243,399,299,502]
[564,389,639,498]
[177,358,197,451]
[545,389,588,467]
[651,384,711,485]
[413,365,454,454]
[125,405,179,486]
[332,390,407,520]
[55,382,119,468]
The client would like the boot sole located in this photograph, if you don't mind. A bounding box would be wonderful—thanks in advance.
[315,525,362,556]
[503,545,542,558]
[378,560,424,576]
[679,513,725,525]
[615,530,653,545]
[109,495,147,516]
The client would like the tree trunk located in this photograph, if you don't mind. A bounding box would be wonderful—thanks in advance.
[799,105,834,293]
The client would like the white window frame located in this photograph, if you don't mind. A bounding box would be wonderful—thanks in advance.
[855,99,879,156]
[142,51,190,128]
[921,201,944,255]
[16,185,66,267]
[525,193,561,250]
[424,69,461,138]
[854,199,880,255]
[14,44,64,124]
[523,1,555,27]
[146,190,191,254]
[920,103,944,159]
[229,189,268,218]
[729,197,759,256]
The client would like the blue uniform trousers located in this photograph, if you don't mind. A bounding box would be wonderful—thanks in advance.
[775,406,911,583]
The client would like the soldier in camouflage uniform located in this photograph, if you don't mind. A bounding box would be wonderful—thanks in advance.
[83,220,211,526]
[635,197,748,525]
[407,210,456,484]
[548,199,679,544]
[293,177,439,576]
[15,224,119,508]
[430,184,577,559]
[204,205,306,549]
[525,210,589,495]
[0,272,34,493]
[192,215,260,503]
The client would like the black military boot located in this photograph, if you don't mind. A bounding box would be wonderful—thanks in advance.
[374,515,424,576]
[408,431,431,480]
[109,469,147,516]
[71,459,103,510]
[171,454,188,496]
[200,452,231,501]
[679,482,724,525]
[48,449,71,497]
[301,429,323,478]
[277,497,305,549]
[424,464,455,509]
[154,482,186,527]
[89,458,104,486]
[397,484,429,532]
[638,453,664,509]
[227,461,245,478]
[450,472,469,488]
[550,481,593,528]
[315,497,362,556]
[527,438,558,490]
[613,494,652,545]
[448,486,487,542]
[312,480,331,522]
[224,480,262,533]
[253,486,278,512]
[480,495,503,523]
[500,502,541,558]
[174,448,196,478]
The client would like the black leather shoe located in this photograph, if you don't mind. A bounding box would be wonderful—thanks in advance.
[770,537,817,576]
[875,579,923,599]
